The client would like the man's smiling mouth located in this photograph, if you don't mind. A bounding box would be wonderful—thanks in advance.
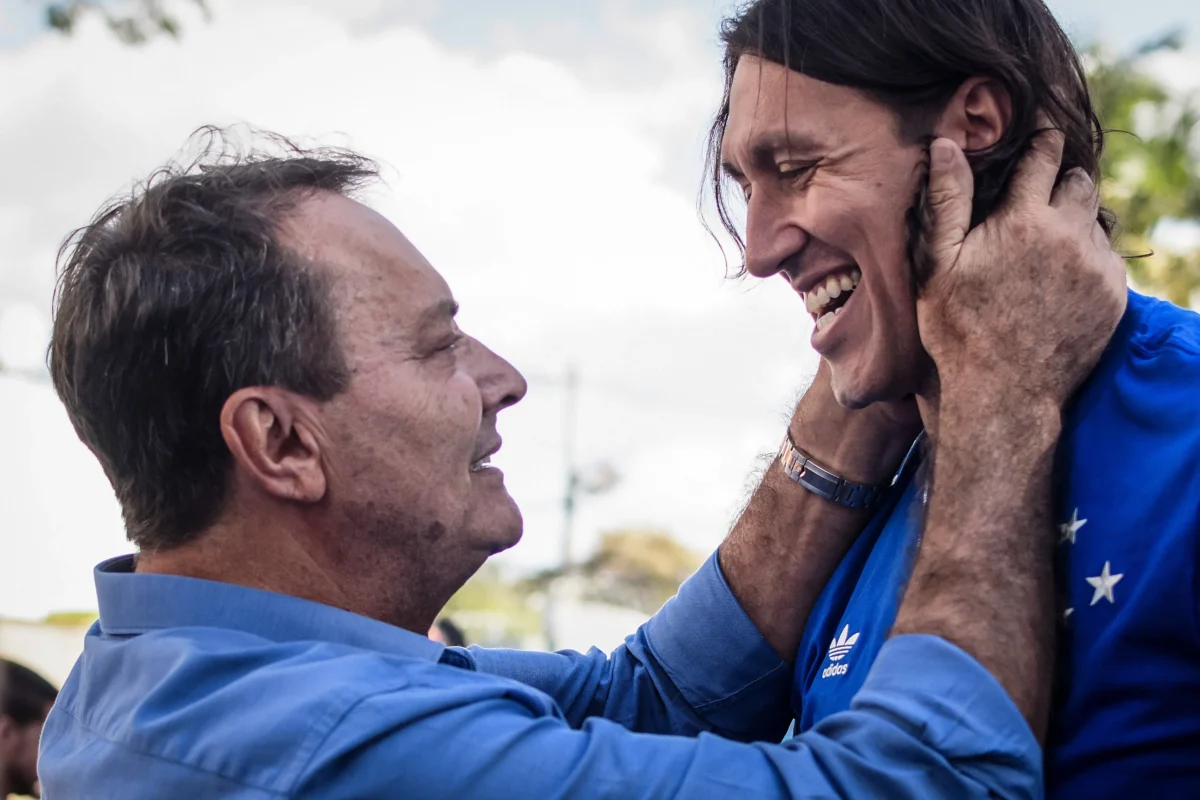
[804,267,861,331]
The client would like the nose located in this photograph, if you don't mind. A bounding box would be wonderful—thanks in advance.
[742,192,809,280]
[467,337,527,415]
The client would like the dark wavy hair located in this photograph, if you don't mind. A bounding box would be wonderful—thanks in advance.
[49,127,379,551]
[705,0,1114,279]
[1,659,58,726]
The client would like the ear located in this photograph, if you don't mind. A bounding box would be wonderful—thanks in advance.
[220,388,328,504]
[932,77,1012,153]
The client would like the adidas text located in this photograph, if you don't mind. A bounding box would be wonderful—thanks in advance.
[821,662,849,679]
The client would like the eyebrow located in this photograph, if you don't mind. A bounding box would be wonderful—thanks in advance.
[416,298,460,334]
[722,129,823,180]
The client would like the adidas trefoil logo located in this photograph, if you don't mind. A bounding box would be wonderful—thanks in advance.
[821,624,860,679]
[827,624,859,661]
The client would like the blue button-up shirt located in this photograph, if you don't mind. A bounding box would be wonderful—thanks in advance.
[39,553,1040,798]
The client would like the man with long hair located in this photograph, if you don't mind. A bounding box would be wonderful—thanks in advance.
[709,1,1200,794]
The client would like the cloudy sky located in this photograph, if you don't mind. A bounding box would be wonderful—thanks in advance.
[1,0,1198,619]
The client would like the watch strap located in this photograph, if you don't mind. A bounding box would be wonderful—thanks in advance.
[777,433,886,510]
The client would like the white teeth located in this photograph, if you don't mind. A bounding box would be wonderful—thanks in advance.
[804,268,861,323]
[470,456,492,472]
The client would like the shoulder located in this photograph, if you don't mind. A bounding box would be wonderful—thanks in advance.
[53,625,528,796]
[1125,290,1200,365]
[1076,291,1200,432]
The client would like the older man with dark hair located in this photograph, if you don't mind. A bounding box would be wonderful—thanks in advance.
[1,659,57,799]
[37,123,1122,798]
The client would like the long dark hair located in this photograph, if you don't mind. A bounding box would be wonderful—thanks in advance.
[705,0,1112,275]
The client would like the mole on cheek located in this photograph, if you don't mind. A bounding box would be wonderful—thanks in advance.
[424,520,447,542]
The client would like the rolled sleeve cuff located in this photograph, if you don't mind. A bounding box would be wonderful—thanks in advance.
[643,552,791,741]
[853,635,1043,798]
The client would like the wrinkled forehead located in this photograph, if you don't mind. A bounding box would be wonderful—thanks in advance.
[720,55,886,167]
[722,56,804,148]
[278,191,454,332]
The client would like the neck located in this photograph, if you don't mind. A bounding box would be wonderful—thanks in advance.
[136,505,449,635]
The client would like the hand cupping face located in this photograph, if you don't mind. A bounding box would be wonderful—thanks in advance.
[913,127,1128,411]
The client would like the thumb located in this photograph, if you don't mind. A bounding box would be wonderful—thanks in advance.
[924,138,974,275]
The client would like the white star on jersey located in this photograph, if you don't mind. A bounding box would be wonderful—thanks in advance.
[1086,561,1124,606]
[1059,509,1087,544]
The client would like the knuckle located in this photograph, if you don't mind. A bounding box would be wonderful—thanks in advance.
[926,184,962,208]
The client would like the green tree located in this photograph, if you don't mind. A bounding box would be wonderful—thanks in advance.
[440,561,543,646]
[44,0,208,44]
[1088,32,1200,307]
[527,528,704,615]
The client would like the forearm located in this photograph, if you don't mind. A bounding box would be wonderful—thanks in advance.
[468,554,793,742]
[326,635,1041,799]
[892,392,1061,740]
[720,385,917,661]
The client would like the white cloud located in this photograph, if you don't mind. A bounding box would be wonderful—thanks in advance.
[0,302,48,370]
[1142,49,1200,96]
[0,376,129,618]
[0,0,816,619]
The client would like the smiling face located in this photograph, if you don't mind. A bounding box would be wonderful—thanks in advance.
[282,193,528,574]
[720,56,934,408]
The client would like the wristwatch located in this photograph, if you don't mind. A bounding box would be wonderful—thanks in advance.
[777,433,887,510]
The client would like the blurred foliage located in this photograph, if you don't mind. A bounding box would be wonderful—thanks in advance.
[44,0,208,44]
[40,611,97,627]
[1088,31,1200,307]
[440,561,544,646]
[526,528,704,615]
[439,528,703,646]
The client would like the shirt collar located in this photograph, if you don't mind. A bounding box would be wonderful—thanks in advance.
[93,555,447,662]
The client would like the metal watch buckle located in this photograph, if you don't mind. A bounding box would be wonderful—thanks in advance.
[777,434,884,511]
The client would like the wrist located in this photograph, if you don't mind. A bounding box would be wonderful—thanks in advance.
[788,399,919,486]
[938,387,1061,455]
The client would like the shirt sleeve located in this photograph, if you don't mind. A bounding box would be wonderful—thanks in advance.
[295,634,1042,800]
[463,552,793,743]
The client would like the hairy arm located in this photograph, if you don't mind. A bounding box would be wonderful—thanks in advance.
[891,132,1128,740]
[892,395,1060,740]
[720,362,919,661]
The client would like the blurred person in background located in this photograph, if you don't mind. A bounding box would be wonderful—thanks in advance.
[428,618,466,647]
[0,659,57,799]
[34,125,1121,797]
[708,0,1200,795]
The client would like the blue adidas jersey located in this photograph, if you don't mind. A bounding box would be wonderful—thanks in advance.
[793,290,1200,796]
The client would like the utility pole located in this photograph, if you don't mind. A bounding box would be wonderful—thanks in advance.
[560,365,579,570]
[544,364,578,652]
[540,365,619,652]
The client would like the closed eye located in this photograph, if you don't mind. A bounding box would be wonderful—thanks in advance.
[778,161,817,183]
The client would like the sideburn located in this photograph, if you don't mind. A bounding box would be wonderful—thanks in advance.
[904,145,935,297]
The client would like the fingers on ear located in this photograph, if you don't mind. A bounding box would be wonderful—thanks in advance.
[1009,118,1066,206]
[922,138,974,266]
[1051,167,1101,220]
